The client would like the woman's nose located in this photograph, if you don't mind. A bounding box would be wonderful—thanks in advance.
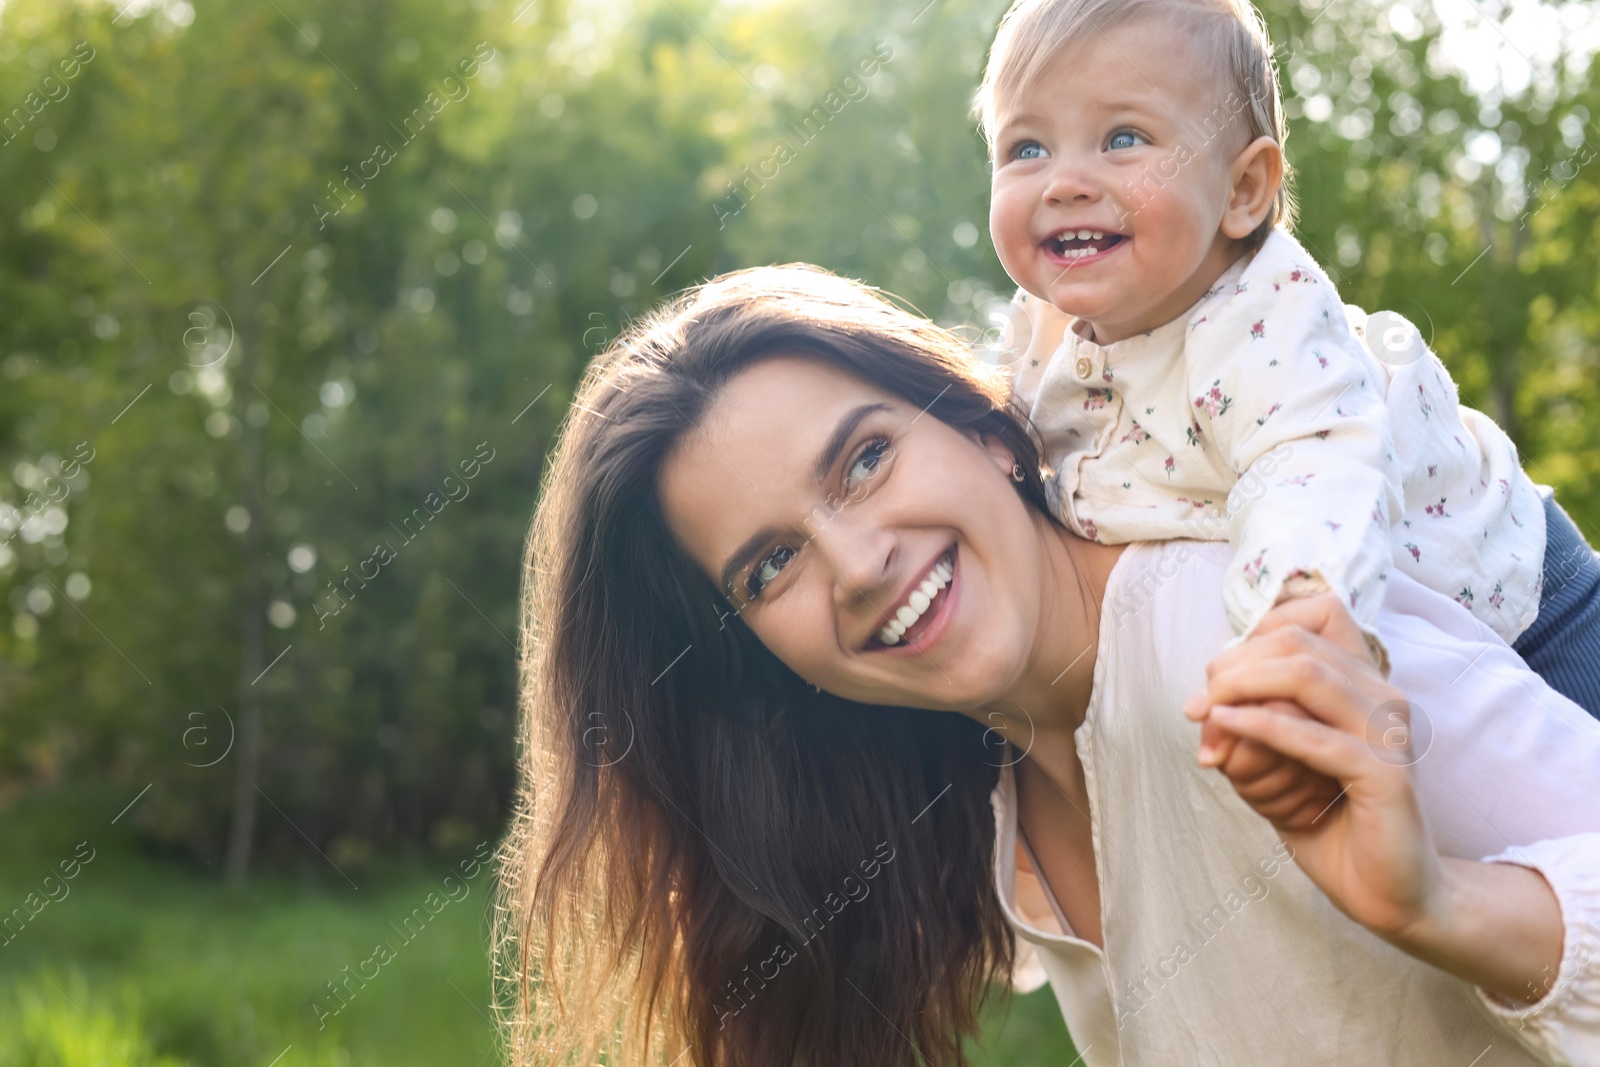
[812,510,896,611]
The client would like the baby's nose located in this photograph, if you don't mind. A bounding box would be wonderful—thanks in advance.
[1043,162,1101,203]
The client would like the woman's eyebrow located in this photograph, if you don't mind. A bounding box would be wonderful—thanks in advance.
[717,401,892,594]
[812,402,891,483]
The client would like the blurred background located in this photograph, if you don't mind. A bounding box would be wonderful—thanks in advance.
[0,0,1596,1062]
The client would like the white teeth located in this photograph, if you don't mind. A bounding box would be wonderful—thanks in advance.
[1054,230,1111,256]
[876,552,954,646]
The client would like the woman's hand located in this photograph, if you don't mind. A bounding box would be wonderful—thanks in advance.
[1185,601,1354,833]
[1188,594,1441,937]
[1190,594,1564,1005]
[1188,697,1346,831]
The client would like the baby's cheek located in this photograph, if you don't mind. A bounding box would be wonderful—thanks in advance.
[989,191,1031,254]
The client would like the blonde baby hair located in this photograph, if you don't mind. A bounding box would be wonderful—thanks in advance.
[976,0,1296,246]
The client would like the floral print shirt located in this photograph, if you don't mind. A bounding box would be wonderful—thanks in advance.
[1000,226,1547,651]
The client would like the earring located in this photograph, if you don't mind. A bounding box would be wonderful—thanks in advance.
[1011,462,1025,483]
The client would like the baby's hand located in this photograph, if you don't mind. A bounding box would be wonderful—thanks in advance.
[1187,698,1347,831]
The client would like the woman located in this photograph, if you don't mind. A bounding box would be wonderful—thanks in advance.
[492,264,1600,1066]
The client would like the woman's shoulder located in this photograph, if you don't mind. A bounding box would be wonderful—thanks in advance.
[1103,539,1234,637]
[1095,540,1236,717]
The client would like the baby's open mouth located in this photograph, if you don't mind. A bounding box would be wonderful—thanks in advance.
[1047,230,1126,260]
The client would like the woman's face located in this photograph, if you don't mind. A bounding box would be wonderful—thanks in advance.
[659,354,1058,714]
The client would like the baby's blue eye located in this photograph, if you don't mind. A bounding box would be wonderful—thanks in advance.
[1014,141,1045,160]
[1107,130,1145,150]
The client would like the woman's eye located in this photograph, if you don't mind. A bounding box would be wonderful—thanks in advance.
[1107,130,1145,151]
[846,437,892,487]
[1013,140,1045,161]
[739,437,892,601]
[746,544,796,599]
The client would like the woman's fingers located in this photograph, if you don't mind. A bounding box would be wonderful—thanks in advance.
[1225,760,1347,827]
[1208,702,1371,782]
[1225,746,1305,796]
[1197,715,1239,767]
[1197,594,1371,693]
[1206,699,1303,777]
[1252,593,1372,661]
[1202,654,1376,736]
[1216,706,1347,828]
[1197,627,1307,692]
[1234,774,1340,828]
[1189,596,1401,835]
[1189,627,1362,726]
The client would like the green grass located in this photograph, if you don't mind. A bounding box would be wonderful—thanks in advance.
[0,787,1076,1065]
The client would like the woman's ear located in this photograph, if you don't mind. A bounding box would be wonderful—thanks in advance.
[1221,135,1285,240]
[975,431,1017,479]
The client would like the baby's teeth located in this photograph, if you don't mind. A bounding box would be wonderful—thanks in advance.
[1076,229,1092,239]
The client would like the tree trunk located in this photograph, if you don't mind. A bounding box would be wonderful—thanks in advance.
[226,304,267,884]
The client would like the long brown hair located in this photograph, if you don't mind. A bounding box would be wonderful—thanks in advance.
[493,265,1055,1066]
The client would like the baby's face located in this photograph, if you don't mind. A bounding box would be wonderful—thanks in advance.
[989,15,1251,343]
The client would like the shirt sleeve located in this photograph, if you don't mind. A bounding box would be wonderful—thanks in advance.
[996,287,1073,414]
[1472,836,1600,1065]
[1183,249,1406,668]
[1382,570,1600,1064]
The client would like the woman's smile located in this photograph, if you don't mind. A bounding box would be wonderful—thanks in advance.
[867,543,958,652]
[654,344,1119,723]
[656,351,1078,712]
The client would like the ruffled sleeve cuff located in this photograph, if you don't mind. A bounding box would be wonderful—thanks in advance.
[1474,834,1600,1064]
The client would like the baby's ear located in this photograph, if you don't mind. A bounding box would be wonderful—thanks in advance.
[1221,136,1285,241]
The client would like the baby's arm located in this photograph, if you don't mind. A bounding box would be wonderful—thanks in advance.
[1184,250,1405,666]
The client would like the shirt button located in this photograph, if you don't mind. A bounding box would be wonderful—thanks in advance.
[1075,356,1093,379]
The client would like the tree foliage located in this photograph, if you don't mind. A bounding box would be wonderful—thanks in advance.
[0,0,1596,874]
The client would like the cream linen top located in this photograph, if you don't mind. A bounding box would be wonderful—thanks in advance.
[989,539,1600,1066]
[1001,227,1548,656]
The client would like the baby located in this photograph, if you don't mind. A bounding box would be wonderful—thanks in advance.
[979,0,1600,719]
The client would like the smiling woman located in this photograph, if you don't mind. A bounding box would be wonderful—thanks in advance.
[654,350,1103,712]
[493,263,1600,1067]
[492,264,1059,1067]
